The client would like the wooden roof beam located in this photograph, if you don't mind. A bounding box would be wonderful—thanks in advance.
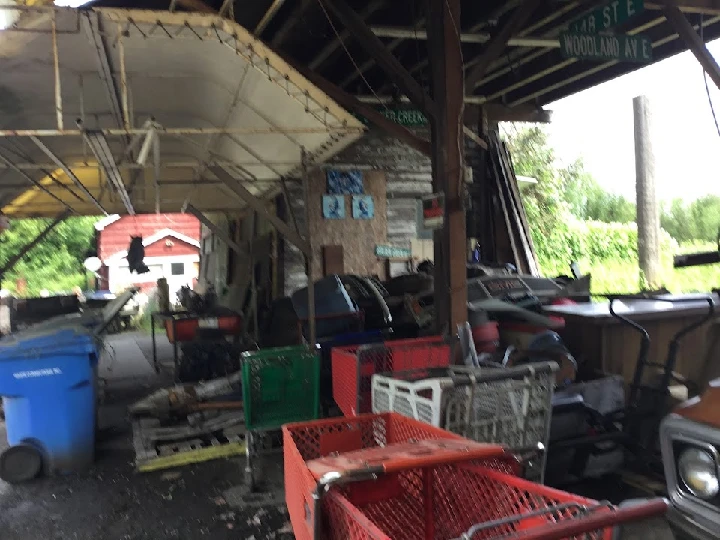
[299,67,432,156]
[271,0,312,48]
[210,166,310,255]
[464,0,545,95]
[647,0,720,14]
[320,0,436,118]
[255,0,287,35]
[663,2,720,90]
[309,0,385,70]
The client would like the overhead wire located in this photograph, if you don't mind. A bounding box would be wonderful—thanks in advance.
[315,0,394,119]
[700,14,720,140]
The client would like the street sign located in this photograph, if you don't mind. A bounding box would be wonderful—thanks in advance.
[559,32,652,63]
[356,107,428,127]
[569,0,644,33]
[375,245,412,259]
[422,193,445,229]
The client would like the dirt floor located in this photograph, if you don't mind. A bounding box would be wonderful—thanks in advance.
[0,331,676,540]
[0,332,291,540]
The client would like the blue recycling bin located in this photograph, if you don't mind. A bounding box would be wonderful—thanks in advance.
[0,328,99,480]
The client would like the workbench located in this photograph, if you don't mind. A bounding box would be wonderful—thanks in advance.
[544,294,719,388]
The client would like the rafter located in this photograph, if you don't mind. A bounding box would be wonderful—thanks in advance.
[663,2,720,90]
[255,0,286,35]
[271,0,312,48]
[464,0,545,95]
[320,0,435,117]
[309,0,385,71]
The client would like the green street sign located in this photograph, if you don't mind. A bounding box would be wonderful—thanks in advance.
[559,32,652,63]
[569,0,644,33]
[375,245,412,259]
[356,107,428,127]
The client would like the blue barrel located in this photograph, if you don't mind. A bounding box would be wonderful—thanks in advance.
[0,328,99,478]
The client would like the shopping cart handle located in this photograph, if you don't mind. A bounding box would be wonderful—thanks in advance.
[491,497,669,540]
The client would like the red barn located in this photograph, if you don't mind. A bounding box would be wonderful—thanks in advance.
[95,214,201,296]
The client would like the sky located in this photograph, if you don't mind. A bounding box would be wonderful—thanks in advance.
[547,39,720,202]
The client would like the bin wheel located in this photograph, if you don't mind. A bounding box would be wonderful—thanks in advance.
[0,444,42,484]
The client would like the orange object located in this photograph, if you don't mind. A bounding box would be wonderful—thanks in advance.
[164,315,242,344]
[331,336,452,416]
[283,412,519,540]
[283,412,668,540]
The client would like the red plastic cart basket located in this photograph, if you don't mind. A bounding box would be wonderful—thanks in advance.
[283,412,520,540]
[283,413,668,540]
[331,336,453,416]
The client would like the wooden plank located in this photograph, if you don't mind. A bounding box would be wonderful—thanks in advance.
[322,245,345,276]
[186,204,247,256]
[322,0,437,118]
[464,0,545,94]
[663,3,720,90]
[210,166,310,255]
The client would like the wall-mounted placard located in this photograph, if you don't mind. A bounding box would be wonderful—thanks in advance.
[352,195,374,219]
[327,170,364,195]
[322,195,345,219]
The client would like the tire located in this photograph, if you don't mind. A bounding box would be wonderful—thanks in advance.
[0,444,42,484]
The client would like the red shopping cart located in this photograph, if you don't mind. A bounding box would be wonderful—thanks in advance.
[331,336,454,416]
[283,413,668,540]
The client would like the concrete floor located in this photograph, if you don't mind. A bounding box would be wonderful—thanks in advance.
[0,332,290,540]
[0,331,676,539]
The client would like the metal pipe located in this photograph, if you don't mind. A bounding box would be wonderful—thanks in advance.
[0,127,362,137]
[52,14,64,131]
[118,25,130,132]
[255,0,286,35]
[29,136,108,215]
[301,148,315,346]
[371,25,560,48]
[356,94,488,105]
[0,160,300,170]
[0,152,76,213]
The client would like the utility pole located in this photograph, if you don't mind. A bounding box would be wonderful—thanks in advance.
[633,95,661,289]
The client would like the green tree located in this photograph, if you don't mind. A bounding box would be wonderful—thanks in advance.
[661,196,720,243]
[0,216,98,296]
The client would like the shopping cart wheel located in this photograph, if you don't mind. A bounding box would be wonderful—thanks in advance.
[0,443,42,484]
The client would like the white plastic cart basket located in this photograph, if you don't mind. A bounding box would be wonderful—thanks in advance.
[372,361,558,482]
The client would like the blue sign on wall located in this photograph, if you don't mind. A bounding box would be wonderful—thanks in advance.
[322,195,345,219]
[327,170,364,195]
[352,195,374,219]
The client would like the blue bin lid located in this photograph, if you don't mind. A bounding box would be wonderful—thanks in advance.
[0,328,98,362]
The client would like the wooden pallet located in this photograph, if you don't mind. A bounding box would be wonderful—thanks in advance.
[132,414,246,472]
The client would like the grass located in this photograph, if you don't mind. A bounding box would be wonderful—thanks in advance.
[542,241,720,296]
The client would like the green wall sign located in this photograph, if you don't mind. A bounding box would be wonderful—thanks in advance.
[559,32,652,63]
[375,245,412,259]
[356,107,429,127]
[569,0,644,33]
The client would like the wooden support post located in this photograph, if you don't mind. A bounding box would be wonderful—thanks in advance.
[633,95,662,289]
[427,0,467,335]
[301,150,316,346]
[210,166,311,255]
[320,0,436,117]
[464,0,544,94]
[663,4,720,91]
[0,212,69,276]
